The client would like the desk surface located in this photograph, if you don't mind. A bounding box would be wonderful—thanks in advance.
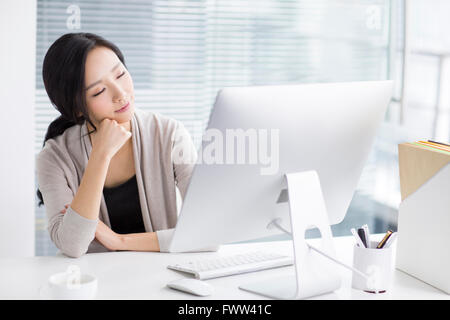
[0,235,448,300]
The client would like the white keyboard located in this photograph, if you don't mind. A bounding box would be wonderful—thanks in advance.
[167,251,294,280]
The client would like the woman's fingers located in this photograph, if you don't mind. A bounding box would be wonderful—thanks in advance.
[91,118,132,159]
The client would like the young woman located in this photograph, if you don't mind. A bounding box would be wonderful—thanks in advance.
[36,33,197,258]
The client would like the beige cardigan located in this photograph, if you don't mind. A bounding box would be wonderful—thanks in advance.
[36,109,196,258]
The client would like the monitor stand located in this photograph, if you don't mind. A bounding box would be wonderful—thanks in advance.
[239,170,342,299]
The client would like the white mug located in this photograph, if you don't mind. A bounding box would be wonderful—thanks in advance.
[39,266,97,300]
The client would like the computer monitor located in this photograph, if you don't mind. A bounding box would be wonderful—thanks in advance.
[169,80,393,253]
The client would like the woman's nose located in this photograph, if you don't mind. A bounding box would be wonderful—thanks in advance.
[113,94,127,103]
[112,86,127,103]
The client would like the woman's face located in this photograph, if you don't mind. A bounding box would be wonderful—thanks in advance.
[84,46,135,128]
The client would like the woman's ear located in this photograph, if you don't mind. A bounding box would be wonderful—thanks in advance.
[76,111,85,121]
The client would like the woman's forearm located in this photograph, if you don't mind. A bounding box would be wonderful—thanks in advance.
[117,232,161,252]
[70,150,111,220]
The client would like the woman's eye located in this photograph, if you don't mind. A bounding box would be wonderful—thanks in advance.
[93,88,105,97]
[91,72,125,97]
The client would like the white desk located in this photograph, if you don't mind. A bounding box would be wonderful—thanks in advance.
[0,235,448,300]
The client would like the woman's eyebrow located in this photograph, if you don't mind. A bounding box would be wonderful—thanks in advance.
[85,62,121,91]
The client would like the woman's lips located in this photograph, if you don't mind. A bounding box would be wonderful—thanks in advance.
[115,102,130,113]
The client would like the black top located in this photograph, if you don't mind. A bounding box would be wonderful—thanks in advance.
[103,175,146,234]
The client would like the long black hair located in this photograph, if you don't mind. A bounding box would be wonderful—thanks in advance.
[37,33,126,206]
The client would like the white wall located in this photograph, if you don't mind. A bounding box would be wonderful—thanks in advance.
[0,0,36,257]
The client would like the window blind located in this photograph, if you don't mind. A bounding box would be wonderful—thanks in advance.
[36,0,391,151]
[35,0,392,255]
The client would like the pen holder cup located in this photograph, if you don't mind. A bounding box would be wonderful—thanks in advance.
[351,241,394,293]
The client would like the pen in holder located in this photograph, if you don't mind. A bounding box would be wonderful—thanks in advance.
[351,241,394,293]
